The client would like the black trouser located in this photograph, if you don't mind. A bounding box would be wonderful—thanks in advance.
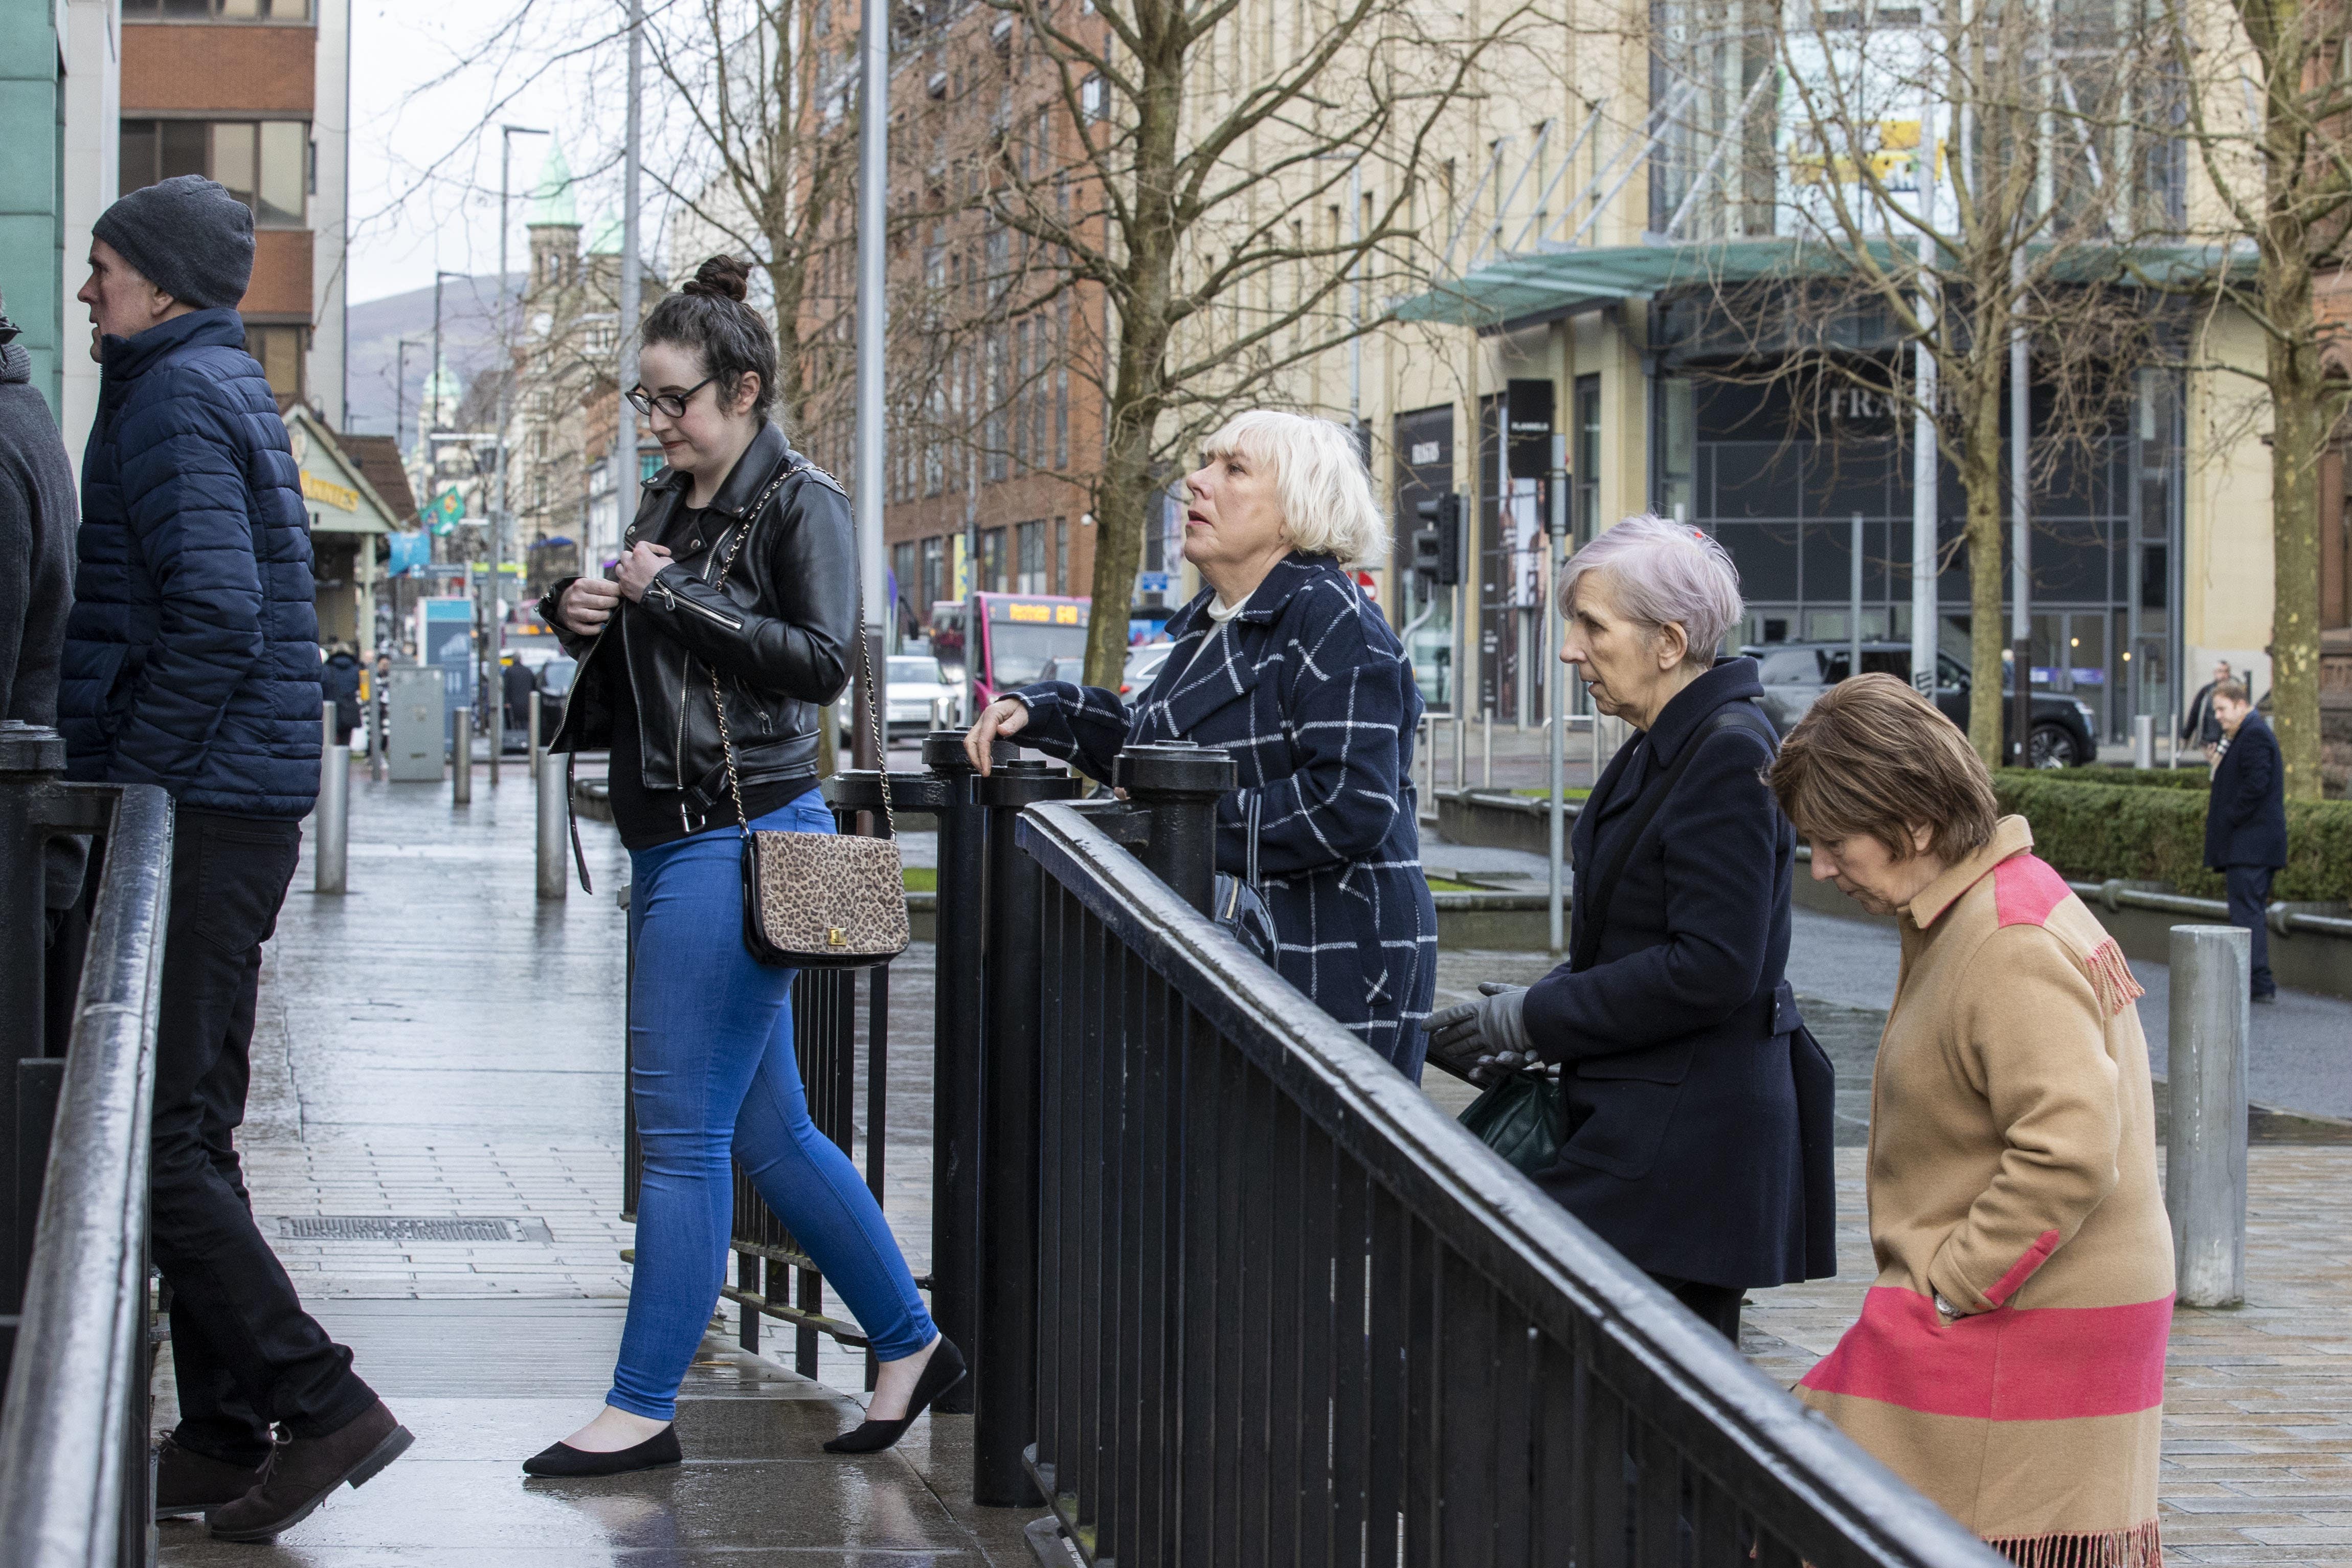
[1649,1273,1744,1343]
[2224,864,2277,997]
[154,809,376,1465]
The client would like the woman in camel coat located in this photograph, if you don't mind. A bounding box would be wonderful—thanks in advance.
[1769,675,2171,1567]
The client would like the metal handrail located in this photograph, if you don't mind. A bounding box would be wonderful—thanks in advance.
[0,783,172,1568]
[1015,798,2003,1566]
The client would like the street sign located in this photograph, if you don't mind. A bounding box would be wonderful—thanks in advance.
[429,487,465,536]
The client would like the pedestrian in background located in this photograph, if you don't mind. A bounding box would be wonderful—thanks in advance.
[1425,516,1835,1341]
[1774,675,2170,1565]
[2180,658,2234,751]
[535,255,952,1475]
[58,175,410,1540]
[0,289,90,1050]
[962,409,1439,1077]
[2205,679,2286,1003]
[321,642,362,746]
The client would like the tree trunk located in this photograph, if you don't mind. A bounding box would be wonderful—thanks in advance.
[1957,350,2010,768]
[2268,298,2325,800]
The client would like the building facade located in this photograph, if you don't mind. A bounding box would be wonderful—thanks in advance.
[118,0,348,419]
[4,0,119,440]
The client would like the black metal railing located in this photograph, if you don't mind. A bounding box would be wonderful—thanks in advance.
[0,723,174,1568]
[1000,753,2005,1568]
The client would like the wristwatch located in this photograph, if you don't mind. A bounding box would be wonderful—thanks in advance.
[1934,1293,1962,1321]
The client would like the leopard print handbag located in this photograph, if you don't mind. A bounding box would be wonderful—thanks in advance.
[706,465,909,971]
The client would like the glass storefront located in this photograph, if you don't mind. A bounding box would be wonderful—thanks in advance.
[1660,366,2183,744]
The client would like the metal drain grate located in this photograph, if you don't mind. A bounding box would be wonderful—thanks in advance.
[273,1217,555,1244]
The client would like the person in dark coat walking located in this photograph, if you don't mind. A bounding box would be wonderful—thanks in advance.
[2205,680,2287,1001]
[2180,660,2234,751]
[58,175,410,1540]
[321,645,363,746]
[1426,515,1834,1340]
[0,296,81,877]
[964,411,1439,1077]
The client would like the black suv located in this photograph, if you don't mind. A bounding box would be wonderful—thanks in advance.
[1739,641,2099,768]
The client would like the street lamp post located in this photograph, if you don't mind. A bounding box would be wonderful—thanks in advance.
[491,125,550,790]
[851,0,887,771]
[617,1,644,573]
[393,335,428,486]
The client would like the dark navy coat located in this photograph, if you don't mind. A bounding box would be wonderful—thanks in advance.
[60,309,320,818]
[2206,710,2288,870]
[1520,657,1820,1289]
[1012,553,1439,1077]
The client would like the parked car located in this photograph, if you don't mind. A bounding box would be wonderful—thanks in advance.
[884,654,959,740]
[1120,641,1176,697]
[1739,641,2098,768]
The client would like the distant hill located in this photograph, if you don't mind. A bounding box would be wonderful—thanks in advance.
[342,274,522,445]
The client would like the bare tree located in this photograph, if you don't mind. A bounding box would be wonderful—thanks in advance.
[901,0,1550,685]
[1678,0,2179,766]
[2171,0,2352,799]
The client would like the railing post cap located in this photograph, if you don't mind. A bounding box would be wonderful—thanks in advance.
[923,729,1008,775]
[0,720,66,777]
[1114,741,1237,798]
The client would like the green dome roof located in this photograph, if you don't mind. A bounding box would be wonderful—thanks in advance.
[527,143,578,229]
[587,214,623,256]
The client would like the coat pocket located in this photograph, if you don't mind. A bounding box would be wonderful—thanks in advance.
[1554,1075,1685,1179]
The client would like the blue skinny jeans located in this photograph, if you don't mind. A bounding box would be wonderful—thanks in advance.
[609,789,934,1420]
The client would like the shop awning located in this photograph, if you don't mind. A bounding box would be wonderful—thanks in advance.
[1395,237,2254,332]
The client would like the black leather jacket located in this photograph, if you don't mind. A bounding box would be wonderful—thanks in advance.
[541,420,856,819]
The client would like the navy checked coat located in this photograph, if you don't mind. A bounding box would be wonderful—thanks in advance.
[1012,553,1439,1078]
[59,308,320,818]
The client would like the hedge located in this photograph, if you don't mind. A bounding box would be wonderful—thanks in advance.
[2041,766,2213,793]
[1992,771,2352,901]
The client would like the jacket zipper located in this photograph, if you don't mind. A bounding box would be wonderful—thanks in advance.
[652,578,745,631]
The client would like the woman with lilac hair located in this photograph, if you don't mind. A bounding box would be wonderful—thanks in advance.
[1426,514,1836,1341]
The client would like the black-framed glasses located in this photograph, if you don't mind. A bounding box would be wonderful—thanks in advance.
[625,375,715,419]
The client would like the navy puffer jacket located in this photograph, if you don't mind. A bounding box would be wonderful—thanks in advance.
[60,308,320,817]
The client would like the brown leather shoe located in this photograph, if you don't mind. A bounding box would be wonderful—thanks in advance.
[154,1436,268,1520]
[205,1400,413,1542]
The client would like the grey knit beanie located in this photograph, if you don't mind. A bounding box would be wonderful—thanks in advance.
[92,175,254,311]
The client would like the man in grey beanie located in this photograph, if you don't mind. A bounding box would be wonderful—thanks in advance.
[62,177,411,1541]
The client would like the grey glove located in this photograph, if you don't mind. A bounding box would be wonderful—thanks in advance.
[1424,982,1535,1086]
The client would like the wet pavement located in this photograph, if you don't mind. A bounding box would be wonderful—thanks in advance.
[157,753,1032,1565]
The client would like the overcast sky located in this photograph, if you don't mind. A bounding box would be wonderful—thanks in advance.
[346,0,648,304]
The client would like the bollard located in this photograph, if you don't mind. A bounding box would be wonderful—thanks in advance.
[536,744,568,900]
[321,701,335,755]
[2168,924,2249,1307]
[528,689,543,781]
[316,741,349,895]
[2133,713,2155,770]
[972,758,1079,1507]
[922,729,996,1415]
[1114,741,1237,915]
[452,705,473,805]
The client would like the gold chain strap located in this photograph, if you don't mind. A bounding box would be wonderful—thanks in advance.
[703,461,895,839]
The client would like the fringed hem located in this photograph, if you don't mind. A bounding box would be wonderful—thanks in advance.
[2087,937,2146,1018]
[1984,1518,2162,1568]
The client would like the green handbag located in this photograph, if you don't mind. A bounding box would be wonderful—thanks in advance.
[1458,1071,1566,1176]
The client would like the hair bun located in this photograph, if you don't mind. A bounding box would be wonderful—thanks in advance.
[683,254,751,302]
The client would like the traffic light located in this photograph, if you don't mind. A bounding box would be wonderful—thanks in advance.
[1412,493,1464,586]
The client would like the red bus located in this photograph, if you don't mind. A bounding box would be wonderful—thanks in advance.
[931,593,1092,711]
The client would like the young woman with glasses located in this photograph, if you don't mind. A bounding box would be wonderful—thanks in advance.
[529,255,957,1477]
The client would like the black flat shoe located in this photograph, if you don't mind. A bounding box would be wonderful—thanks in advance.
[823,1339,967,1454]
[522,1425,681,1477]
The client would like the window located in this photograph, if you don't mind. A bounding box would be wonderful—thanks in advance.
[121,119,308,226]
[1573,374,1601,546]
[921,535,946,611]
[243,323,305,400]
[1053,517,1067,595]
[892,541,917,629]
[980,527,1009,592]
[124,0,312,17]
[1080,74,1106,121]
[1016,520,1046,593]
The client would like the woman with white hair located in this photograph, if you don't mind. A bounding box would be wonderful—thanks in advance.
[1425,515,1835,1339]
[964,410,1438,1075]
